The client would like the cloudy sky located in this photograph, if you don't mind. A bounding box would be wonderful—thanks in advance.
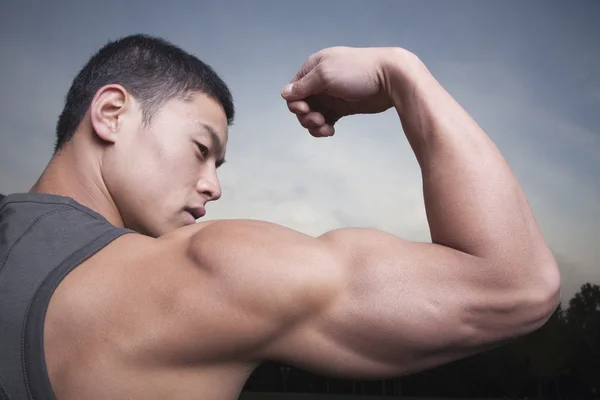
[1,1,598,303]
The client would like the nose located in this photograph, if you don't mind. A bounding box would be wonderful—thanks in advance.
[196,173,222,201]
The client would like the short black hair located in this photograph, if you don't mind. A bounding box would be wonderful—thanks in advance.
[54,34,234,153]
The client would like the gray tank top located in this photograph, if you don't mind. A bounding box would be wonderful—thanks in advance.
[0,193,134,399]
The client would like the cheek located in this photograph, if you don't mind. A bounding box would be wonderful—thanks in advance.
[124,130,198,199]
[145,142,198,191]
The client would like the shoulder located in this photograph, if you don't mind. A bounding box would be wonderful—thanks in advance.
[47,219,344,368]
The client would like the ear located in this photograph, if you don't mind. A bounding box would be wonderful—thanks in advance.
[89,84,131,144]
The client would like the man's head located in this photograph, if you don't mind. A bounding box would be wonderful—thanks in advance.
[54,34,234,237]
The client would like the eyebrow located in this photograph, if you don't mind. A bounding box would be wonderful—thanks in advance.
[198,123,226,168]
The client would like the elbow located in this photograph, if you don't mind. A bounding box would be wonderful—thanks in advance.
[504,256,562,337]
[527,257,562,327]
[474,257,562,344]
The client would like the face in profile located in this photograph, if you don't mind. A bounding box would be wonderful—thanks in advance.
[99,90,229,237]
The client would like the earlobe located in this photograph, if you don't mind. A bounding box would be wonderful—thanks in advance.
[89,84,129,144]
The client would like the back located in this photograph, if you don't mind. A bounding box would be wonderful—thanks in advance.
[0,193,133,399]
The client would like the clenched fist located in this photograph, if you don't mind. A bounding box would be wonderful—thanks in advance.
[281,46,415,137]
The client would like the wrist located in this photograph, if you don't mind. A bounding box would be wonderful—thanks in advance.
[378,48,430,112]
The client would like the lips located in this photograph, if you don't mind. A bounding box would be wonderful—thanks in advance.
[186,206,206,220]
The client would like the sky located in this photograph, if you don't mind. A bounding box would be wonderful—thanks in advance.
[1,0,598,304]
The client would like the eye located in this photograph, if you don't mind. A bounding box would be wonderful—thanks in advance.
[196,143,209,159]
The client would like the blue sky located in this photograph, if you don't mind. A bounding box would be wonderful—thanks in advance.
[1,0,598,303]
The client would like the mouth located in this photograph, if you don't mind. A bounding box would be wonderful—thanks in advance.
[185,206,206,221]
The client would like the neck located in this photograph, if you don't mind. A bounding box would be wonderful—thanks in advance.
[30,143,125,229]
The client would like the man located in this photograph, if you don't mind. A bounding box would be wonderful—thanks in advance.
[0,34,560,400]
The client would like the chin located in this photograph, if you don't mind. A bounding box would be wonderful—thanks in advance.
[139,221,170,238]
[122,213,168,238]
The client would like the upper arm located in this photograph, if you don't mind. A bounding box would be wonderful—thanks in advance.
[253,228,504,378]
[168,220,556,378]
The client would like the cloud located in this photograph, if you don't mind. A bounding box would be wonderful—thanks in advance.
[205,110,426,240]
[1,0,597,306]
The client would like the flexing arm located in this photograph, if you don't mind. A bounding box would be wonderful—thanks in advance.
[384,51,549,262]
[179,48,559,378]
[268,49,558,374]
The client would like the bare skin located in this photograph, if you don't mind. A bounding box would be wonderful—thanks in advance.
[34,47,560,400]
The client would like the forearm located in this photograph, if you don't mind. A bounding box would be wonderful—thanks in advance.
[383,51,555,270]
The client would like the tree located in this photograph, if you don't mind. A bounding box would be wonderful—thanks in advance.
[564,283,600,396]
[524,304,571,399]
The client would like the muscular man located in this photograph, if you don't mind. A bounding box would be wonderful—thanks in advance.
[0,34,560,399]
